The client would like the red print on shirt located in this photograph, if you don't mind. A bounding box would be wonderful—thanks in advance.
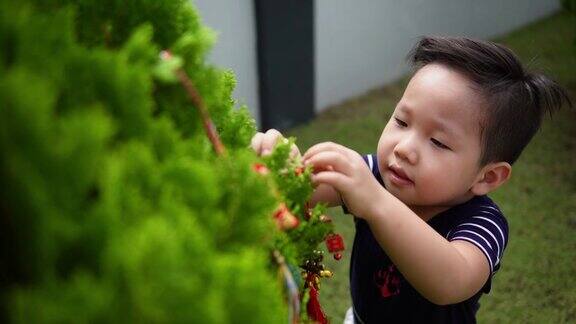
[375,265,401,298]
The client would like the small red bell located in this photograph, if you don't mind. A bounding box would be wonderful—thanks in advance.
[325,233,345,261]
[274,203,299,230]
[252,163,270,175]
[294,166,305,176]
[325,233,345,253]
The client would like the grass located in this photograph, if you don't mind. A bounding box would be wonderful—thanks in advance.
[286,11,576,323]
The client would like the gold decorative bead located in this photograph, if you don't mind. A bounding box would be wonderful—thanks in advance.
[320,270,333,278]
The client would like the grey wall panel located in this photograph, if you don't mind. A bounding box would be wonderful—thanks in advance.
[193,0,260,125]
[315,0,561,113]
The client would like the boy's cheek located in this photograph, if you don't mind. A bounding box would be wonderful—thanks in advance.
[376,142,393,162]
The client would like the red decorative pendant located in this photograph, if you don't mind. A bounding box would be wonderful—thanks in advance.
[273,203,299,230]
[325,233,345,253]
[325,233,345,261]
[294,166,305,176]
[252,163,270,175]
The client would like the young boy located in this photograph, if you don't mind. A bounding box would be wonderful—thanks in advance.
[251,36,570,323]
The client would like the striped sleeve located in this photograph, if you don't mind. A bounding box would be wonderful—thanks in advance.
[447,205,508,273]
[363,154,377,175]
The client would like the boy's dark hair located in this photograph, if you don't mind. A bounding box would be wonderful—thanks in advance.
[408,36,571,165]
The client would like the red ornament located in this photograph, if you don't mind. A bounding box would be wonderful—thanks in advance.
[325,233,345,261]
[295,166,305,176]
[325,233,345,253]
[252,163,270,175]
[274,203,299,230]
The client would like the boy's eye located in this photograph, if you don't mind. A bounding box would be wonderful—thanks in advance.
[431,138,450,150]
[394,117,407,127]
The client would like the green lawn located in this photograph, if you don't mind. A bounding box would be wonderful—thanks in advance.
[286,11,576,323]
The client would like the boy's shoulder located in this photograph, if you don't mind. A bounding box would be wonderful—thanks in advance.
[438,194,507,230]
[431,194,508,239]
[433,195,509,276]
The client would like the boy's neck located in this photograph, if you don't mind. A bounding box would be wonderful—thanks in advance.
[409,194,477,222]
[409,205,451,222]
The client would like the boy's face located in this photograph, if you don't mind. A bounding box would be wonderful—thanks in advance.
[377,63,485,208]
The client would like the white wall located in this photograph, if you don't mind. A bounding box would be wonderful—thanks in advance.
[192,0,260,125]
[315,0,561,112]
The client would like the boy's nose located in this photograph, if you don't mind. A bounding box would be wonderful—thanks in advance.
[393,137,418,165]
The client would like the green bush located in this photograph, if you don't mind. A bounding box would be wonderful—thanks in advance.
[0,1,330,322]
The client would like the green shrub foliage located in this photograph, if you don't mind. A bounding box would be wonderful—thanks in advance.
[0,0,331,322]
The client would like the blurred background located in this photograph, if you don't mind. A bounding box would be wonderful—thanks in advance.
[194,0,561,129]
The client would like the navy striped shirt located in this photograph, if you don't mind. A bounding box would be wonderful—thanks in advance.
[347,154,509,323]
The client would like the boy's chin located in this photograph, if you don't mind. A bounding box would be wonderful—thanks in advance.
[385,184,443,208]
[384,184,417,204]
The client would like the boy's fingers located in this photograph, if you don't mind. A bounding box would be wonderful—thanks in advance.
[304,150,352,176]
[289,144,301,159]
[262,129,284,156]
[311,171,347,192]
[252,129,301,159]
[303,142,356,162]
[250,132,264,155]
[303,142,339,160]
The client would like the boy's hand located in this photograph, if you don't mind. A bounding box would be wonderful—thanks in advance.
[251,131,343,207]
[303,142,384,218]
[250,129,301,158]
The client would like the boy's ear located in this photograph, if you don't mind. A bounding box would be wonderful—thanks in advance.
[470,162,512,196]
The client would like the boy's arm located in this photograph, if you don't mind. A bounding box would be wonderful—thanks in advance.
[361,191,490,305]
[309,184,342,207]
[304,142,490,305]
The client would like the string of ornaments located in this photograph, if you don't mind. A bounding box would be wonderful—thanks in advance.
[159,50,345,323]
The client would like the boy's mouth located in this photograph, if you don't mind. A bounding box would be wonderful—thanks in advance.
[387,165,414,186]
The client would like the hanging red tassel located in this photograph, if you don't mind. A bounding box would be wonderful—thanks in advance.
[306,273,328,324]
